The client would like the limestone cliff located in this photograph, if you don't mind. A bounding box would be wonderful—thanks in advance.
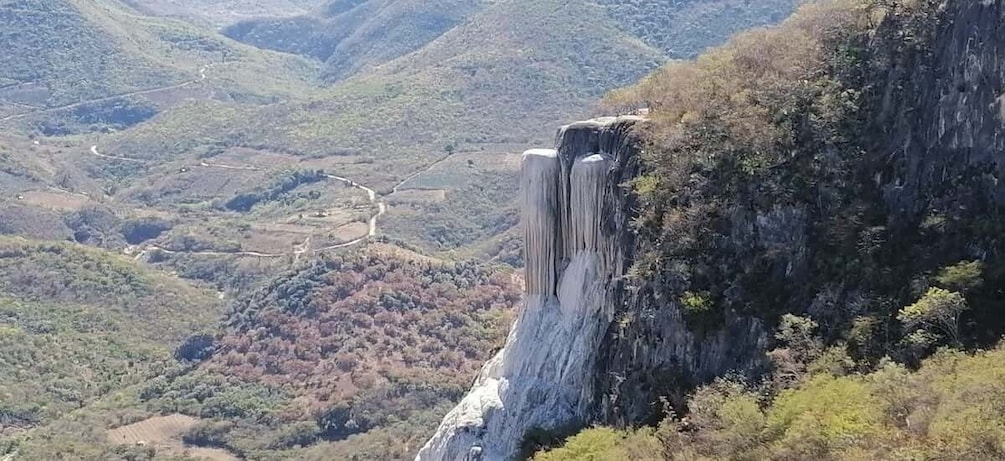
[416,117,643,461]
[596,0,1005,426]
[420,0,1005,458]
[595,0,1005,425]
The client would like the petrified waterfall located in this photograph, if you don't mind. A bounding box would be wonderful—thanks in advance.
[416,117,642,461]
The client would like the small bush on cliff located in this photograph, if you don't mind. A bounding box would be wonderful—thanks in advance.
[898,287,968,349]
[532,426,664,461]
[933,260,984,293]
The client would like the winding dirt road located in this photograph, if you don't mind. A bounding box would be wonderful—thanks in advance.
[91,145,143,163]
[86,124,457,262]
[199,159,260,171]
[123,156,449,259]
[112,158,391,261]
[15,61,463,262]
[391,152,453,194]
[134,244,287,260]
[1,65,213,123]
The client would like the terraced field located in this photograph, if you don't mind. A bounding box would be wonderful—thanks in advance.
[107,414,239,461]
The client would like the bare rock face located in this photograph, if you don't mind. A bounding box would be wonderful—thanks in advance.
[416,117,641,461]
[870,0,1005,217]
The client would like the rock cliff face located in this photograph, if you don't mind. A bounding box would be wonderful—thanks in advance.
[420,1,1005,458]
[596,0,1005,424]
[562,118,772,425]
[416,117,644,461]
[872,0,1005,218]
[598,0,1005,424]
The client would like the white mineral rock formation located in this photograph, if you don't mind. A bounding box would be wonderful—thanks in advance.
[416,126,620,461]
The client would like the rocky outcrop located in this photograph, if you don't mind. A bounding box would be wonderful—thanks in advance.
[416,117,643,461]
[422,2,1005,456]
[418,115,776,459]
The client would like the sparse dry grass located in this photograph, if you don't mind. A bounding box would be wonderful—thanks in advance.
[18,190,92,211]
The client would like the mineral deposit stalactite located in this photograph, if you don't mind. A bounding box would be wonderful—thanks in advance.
[521,149,560,297]
[415,117,641,461]
[570,154,612,272]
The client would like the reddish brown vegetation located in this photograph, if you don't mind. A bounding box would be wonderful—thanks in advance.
[206,252,521,411]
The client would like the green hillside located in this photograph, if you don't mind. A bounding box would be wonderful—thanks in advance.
[4,249,520,461]
[0,237,223,437]
[225,0,802,82]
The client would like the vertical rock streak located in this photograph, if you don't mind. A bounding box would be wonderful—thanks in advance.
[416,117,640,461]
[521,149,560,297]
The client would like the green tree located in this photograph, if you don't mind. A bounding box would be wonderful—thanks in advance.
[898,288,968,347]
[933,260,984,293]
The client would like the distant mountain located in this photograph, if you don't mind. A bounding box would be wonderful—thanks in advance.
[123,0,329,27]
[599,0,801,59]
[93,0,801,255]
[224,0,800,82]
[223,0,485,80]
[0,0,318,135]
